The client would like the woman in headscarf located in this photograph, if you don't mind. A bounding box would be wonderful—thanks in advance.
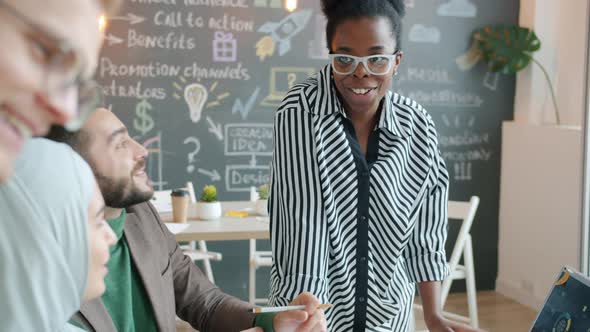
[0,138,116,331]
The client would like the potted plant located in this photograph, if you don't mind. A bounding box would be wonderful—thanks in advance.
[466,25,586,308]
[255,184,269,216]
[459,25,560,124]
[196,185,222,220]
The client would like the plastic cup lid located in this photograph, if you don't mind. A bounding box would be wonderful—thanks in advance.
[171,189,190,197]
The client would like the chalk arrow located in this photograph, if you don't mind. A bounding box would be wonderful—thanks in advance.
[105,34,123,46]
[198,168,221,181]
[206,116,223,141]
[109,13,145,25]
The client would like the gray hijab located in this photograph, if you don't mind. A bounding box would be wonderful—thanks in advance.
[0,138,95,331]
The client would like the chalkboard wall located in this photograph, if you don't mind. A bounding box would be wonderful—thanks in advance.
[98,0,519,299]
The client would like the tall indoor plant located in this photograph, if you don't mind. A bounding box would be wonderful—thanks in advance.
[461,25,560,124]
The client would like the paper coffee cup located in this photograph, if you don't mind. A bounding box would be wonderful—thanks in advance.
[171,189,190,223]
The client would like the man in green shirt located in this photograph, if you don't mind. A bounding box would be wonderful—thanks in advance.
[48,108,327,332]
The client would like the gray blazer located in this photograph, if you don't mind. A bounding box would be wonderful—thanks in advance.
[72,202,255,332]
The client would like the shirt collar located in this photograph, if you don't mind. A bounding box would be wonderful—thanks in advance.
[313,64,346,118]
[378,92,412,138]
[107,209,127,241]
[314,64,410,138]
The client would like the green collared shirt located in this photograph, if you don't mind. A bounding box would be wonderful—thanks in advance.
[102,210,158,332]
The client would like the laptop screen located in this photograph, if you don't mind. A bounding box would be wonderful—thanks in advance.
[530,267,590,332]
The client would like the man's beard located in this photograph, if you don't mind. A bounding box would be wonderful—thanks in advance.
[94,164,153,209]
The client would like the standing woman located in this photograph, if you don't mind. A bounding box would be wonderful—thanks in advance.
[268,0,479,331]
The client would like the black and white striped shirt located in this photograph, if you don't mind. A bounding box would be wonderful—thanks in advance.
[268,65,450,331]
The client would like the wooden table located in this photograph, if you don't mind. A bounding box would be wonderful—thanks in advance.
[160,201,270,242]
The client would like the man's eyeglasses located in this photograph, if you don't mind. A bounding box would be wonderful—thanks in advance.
[0,1,102,131]
[329,52,400,76]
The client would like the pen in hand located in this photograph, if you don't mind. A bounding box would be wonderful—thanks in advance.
[250,303,333,314]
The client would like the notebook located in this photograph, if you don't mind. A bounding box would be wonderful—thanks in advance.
[530,266,590,332]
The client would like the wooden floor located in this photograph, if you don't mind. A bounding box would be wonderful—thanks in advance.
[177,291,537,331]
[414,291,537,331]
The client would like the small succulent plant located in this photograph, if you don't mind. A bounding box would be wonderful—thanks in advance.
[257,184,269,200]
[200,185,218,202]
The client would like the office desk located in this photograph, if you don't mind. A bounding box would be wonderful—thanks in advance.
[160,201,270,242]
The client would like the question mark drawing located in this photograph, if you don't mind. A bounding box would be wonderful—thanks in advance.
[287,73,297,89]
[183,137,201,173]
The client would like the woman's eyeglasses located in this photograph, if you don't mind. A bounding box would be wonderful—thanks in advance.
[0,1,102,131]
[329,52,399,76]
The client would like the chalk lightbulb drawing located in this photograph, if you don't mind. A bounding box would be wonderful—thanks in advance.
[184,83,208,123]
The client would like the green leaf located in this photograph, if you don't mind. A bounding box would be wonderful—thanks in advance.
[257,184,269,200]
[200,184,218,202]
[474,25,541,74]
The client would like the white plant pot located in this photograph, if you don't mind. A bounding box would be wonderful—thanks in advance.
[256,199,268,216]
[196,201,222,220]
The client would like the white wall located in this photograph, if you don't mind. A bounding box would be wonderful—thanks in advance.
[496,0,589,310]
[513,0,589,126]
[497,123,583,309]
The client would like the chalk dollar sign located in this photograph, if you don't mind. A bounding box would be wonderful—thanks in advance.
[134,99,154,135]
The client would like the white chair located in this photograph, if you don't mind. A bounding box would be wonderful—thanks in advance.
[414,196,480,329]
[150,189,174,213]
[152,183,222,283]
[249,186,272,304]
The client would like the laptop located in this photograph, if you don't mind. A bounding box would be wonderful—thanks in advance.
[530,266,590,332]
[261,67,316,107]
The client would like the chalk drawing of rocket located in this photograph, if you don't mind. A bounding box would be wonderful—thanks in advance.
[255,9,312,61]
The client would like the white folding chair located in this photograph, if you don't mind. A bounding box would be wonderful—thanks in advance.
[414,196,480,329]
[249,187,272,304]
[150,189,173,213]
[152,183,222,283]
